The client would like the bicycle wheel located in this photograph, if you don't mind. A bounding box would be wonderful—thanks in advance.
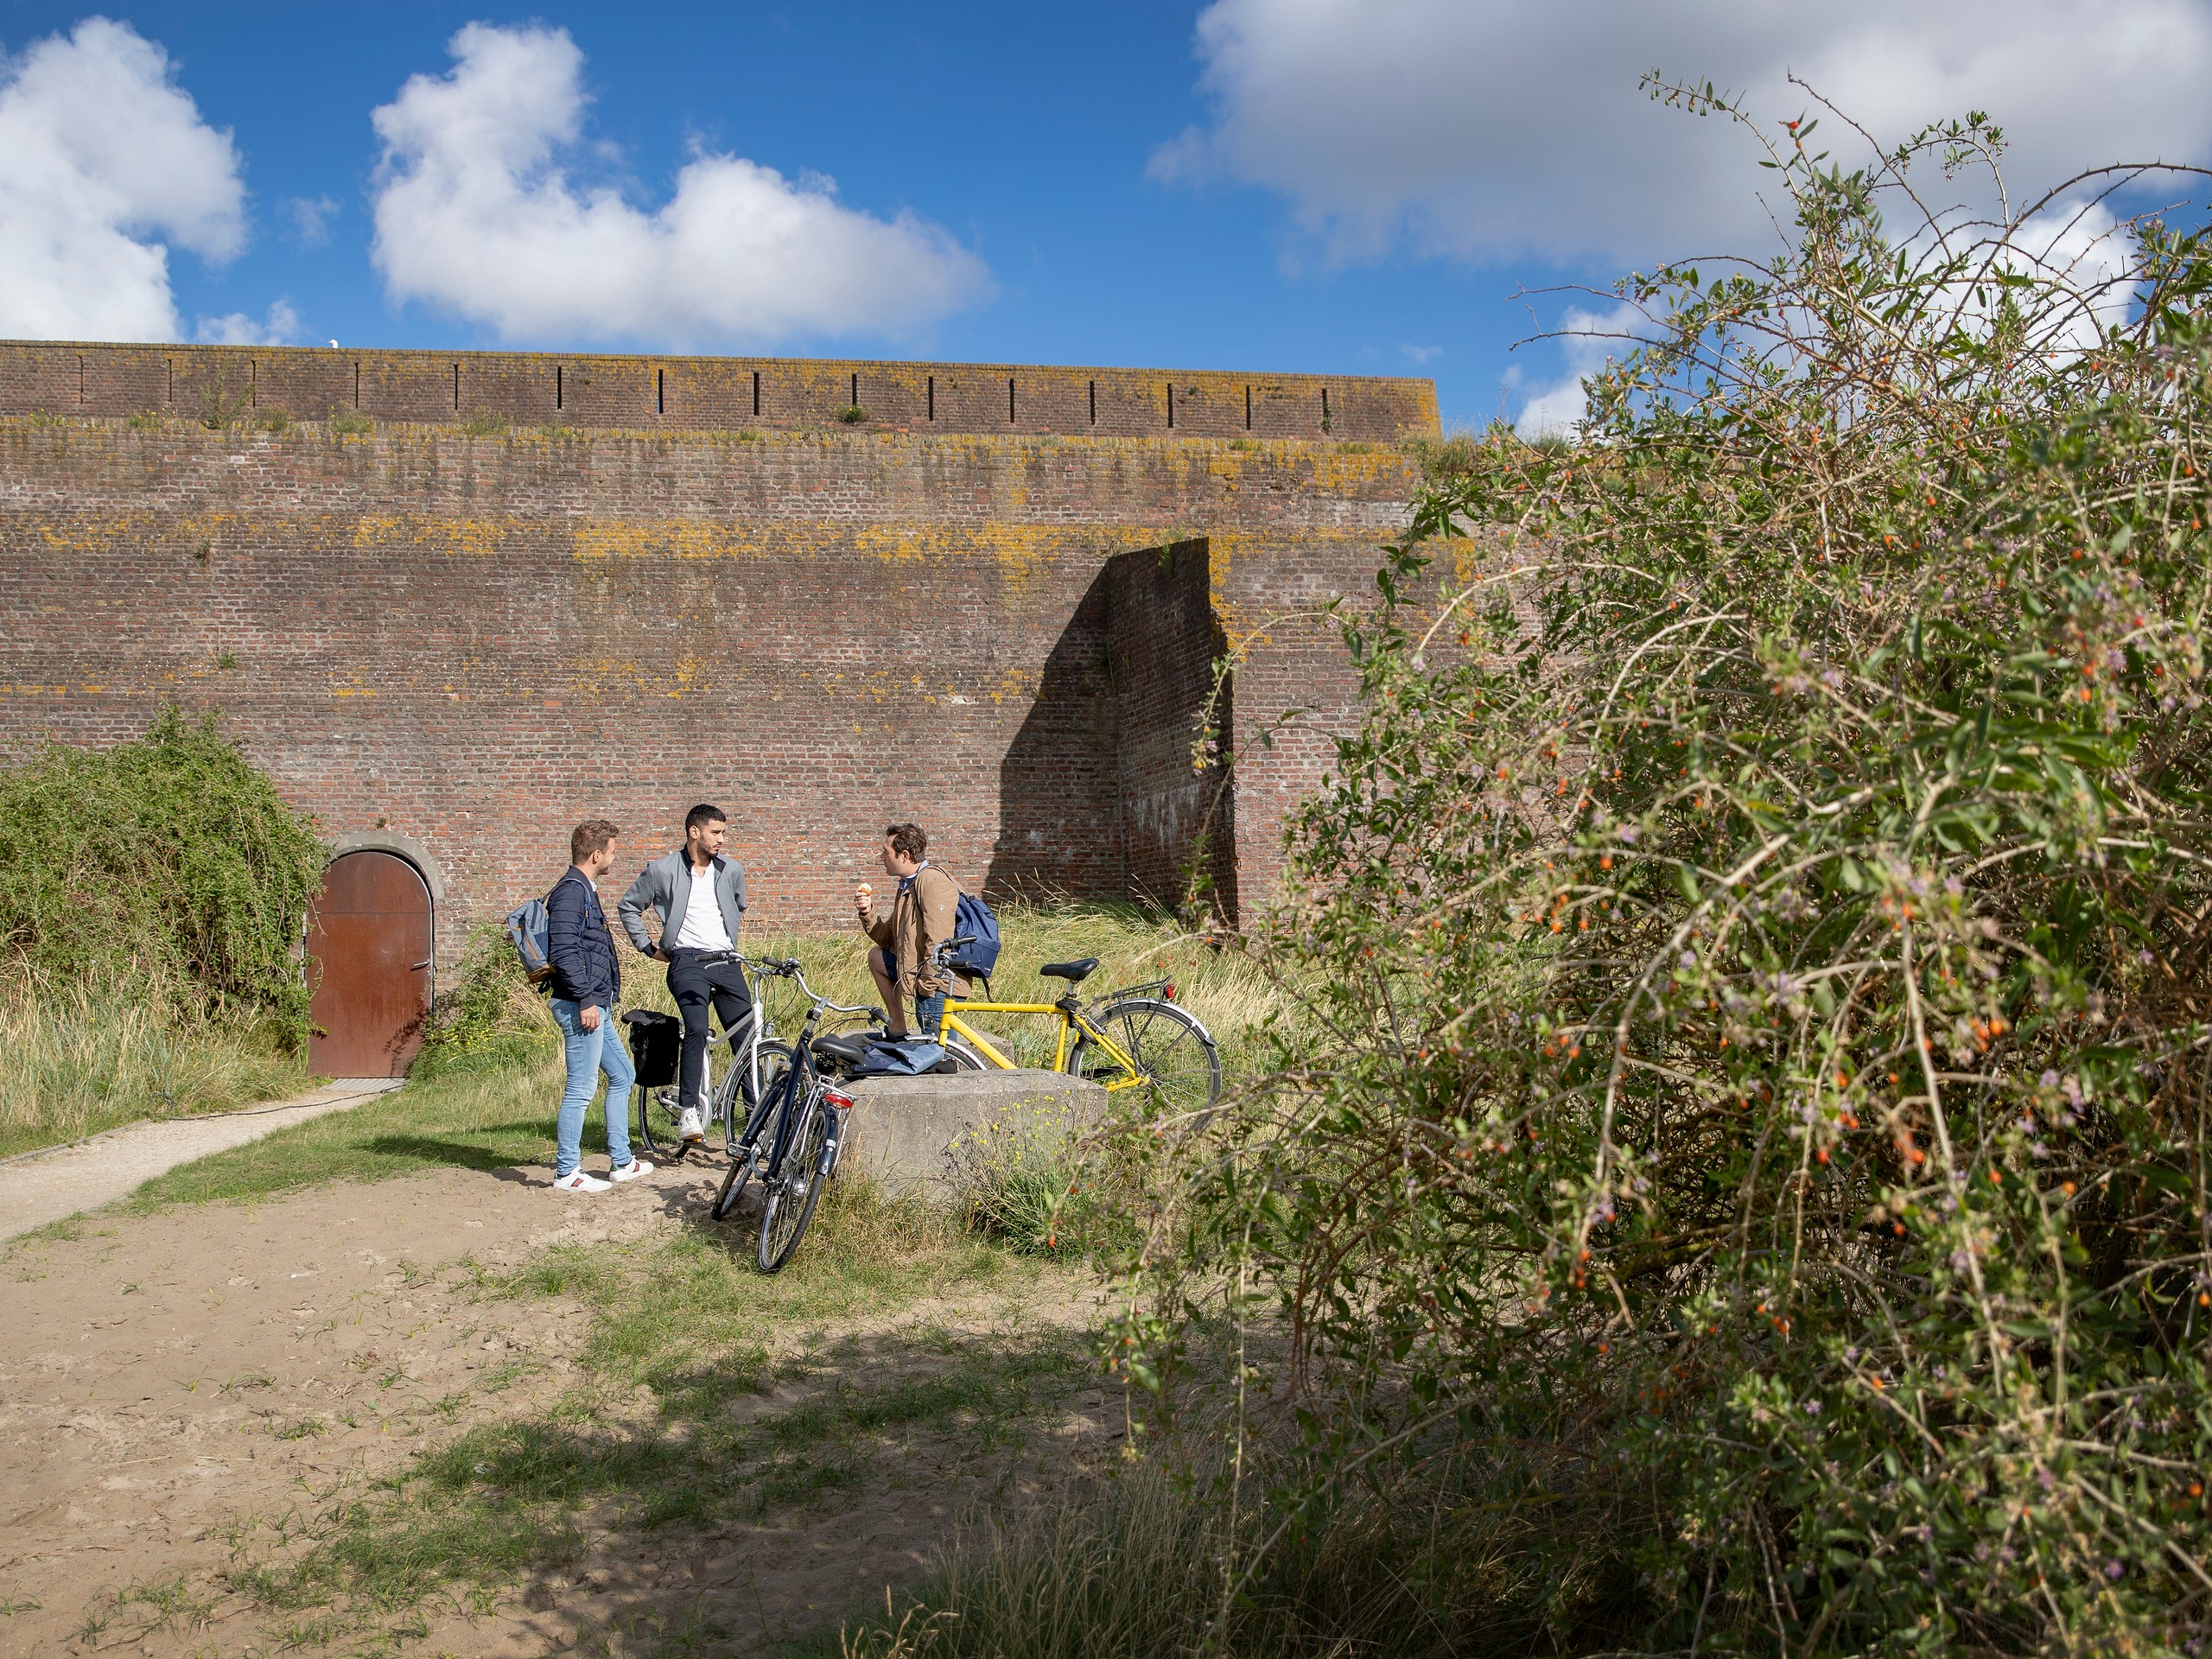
[712,1044,791,1222]
[1071,999,1222,1117]
[941,1034,988,1071]
[634,1084,677,1160]
[758,1088,830,1273]
[713,1029,778,1154]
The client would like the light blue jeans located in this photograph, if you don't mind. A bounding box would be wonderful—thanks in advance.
[551,998,635,1179]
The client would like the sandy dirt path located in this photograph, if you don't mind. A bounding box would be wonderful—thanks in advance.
[0,1157,1116,1656]
[0,1082,407,1240]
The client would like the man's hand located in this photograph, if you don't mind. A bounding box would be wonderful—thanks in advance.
[580,1004,602,1032]
[855,882,874,925]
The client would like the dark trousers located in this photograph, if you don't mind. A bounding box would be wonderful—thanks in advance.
[666,950,752,1112]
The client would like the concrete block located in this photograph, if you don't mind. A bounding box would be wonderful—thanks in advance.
[840,1067,1105,1194]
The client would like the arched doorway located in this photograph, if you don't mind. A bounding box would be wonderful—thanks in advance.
[308,849,434,1077]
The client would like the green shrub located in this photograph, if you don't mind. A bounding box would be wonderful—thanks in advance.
[457,410,511,437]
[412,924,558,1078]
[1126,104,2212,1656]
[327,410,372,435]
[0,709,323,1034]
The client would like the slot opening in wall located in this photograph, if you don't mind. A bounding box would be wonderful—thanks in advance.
[166,357,172,404]
[1089,379,1096,424]
[353,361,360,409]
[850,371,859,408]
[657,367,664,415]
[1321,385,1331,429]
[1007,377,1016,423]
[752,369,760,417]
[556,365,563,410]
[1166,383,1174,428]
[76,355,84,404]
[1244,385,1251,429]
[249,359,257,408]
[927,375,935,421]
[453,363,461,410]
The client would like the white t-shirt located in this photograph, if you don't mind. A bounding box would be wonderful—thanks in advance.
[672,864,734,952]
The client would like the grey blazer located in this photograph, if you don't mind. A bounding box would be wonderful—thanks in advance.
[618,849,747,955]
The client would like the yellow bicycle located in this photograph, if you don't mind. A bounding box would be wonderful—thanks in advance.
[926,940,1222,1117]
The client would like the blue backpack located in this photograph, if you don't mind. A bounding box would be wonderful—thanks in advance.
[947,890,1001,982]
[505,895,555,984]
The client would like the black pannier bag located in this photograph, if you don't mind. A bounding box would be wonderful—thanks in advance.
[620,1009,682,1088]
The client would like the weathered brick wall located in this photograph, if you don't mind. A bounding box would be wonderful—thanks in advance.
[0,347,1430,957]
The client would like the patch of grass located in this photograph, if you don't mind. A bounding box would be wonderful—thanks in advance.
[124,1051,564,1211]
[839,404,870,424]
[328,410,373,435]
[126,409,166,431]
[842,1455,1598,1659]
[0,969,309,1160]
[221,1183,1087,1646]
[256,407,292,433]
[457,409,511,437]
[78,1571,221,1643]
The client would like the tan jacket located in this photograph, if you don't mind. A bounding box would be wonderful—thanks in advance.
[862,864,966,998]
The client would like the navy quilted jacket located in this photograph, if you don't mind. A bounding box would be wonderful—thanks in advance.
[546,867,621,1010]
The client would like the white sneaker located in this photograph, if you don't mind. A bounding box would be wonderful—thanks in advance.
[677,1107,705,1142]
[553,1169,609,1194]
[608,1159,655,1183]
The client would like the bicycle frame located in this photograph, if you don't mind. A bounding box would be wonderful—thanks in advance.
[934,996,1147,1090]
[734,963,873,1179]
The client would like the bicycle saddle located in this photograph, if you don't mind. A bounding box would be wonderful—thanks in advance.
[812,1034,871,1066]
[1039,958,1099,982]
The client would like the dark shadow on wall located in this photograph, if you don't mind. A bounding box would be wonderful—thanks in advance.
[985,563,1122,902]
[987,540,1238,924]
[1107,539,1237,925]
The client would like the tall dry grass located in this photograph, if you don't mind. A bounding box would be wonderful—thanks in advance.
[0,966,308,1157]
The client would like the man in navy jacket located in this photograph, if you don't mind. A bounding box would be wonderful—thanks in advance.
[547,818,652,1193]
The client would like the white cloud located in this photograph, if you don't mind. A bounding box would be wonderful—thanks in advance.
[370,23,992,347]
[0,17,245,340]
[1514,304,1643,440]
[196,300,302,346]
[1400,343,1443,365]
[283,194,340,246]
[1158,0,2212,269]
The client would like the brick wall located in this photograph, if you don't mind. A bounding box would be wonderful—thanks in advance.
[0,353,1429,957]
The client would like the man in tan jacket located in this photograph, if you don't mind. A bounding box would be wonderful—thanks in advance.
[855,822,966,1037]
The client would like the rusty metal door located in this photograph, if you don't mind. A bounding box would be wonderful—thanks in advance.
[308,850,433,1077]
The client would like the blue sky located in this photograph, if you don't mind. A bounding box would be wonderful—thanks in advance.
[0,2,2205,434]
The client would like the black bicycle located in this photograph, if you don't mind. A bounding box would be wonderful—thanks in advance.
[709,959,879,1273]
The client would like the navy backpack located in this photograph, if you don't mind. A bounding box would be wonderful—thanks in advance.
[946,890,1001,982]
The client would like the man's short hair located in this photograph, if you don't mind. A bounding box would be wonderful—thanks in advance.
[570,818,620,864]
[684,803,727,833]
[884,822,928,861]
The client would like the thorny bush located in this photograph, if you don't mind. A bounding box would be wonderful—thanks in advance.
[0,709,323,1036]
[1119,99,2212,1656]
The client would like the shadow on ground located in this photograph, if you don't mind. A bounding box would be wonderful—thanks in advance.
[218,1312,1116,1656]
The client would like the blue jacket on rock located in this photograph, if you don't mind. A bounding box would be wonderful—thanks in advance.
[546,867,621,1011]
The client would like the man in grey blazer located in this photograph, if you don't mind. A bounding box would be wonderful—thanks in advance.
[618,803,750,1145]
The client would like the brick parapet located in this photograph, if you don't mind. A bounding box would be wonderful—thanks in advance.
[0,340,1437,444]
